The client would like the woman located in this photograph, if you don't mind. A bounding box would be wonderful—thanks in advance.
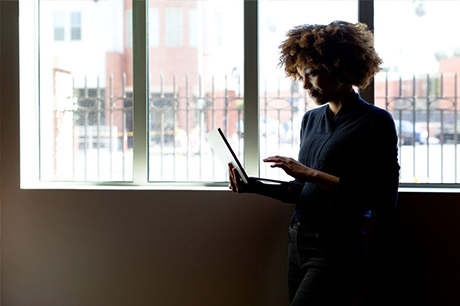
[228,21,400,305]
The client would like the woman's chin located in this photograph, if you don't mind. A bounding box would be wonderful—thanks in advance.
[310,96,326,105]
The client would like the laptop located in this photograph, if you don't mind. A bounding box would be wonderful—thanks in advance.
[205,127,304,186]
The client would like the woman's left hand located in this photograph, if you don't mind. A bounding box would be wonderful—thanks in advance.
[263,155,315,182]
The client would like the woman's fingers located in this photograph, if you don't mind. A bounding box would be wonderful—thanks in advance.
[228,163,237,191]
[264,155,290,168]
[228,162,245,193]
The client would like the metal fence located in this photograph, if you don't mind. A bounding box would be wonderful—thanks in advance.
[377,72,459,184]
[51,72,460,184]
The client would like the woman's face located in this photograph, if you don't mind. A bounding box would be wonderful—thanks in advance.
[296,66,341,106]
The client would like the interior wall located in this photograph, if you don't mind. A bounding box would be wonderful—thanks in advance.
[1,189,294,306]
[3,2,460,306]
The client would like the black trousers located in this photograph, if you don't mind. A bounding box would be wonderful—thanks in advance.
[288,223,369,306]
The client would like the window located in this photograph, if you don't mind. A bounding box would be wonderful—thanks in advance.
[165,8,183,47]
[258,0,358,181]
[189,9,198,48]
[19,0,460,188]
[126,9,133,48]
[149,8,160,47]
[374,0,460,184]
[148,1,243,182]
[53,11,65,41]
[25,0,133,183]
[213,12,222,47]
[70,12,81,41]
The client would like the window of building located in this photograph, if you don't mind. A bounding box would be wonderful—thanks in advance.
[126,9,133,48]
[19,0,460,188]
[213,12,222,47]
[53,11,65,41]
[70,12,81,41]
[149,8,160,47]
[189,9,198,48]
[165,8,183,47]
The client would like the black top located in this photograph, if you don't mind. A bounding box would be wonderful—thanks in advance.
[290,90,400,233]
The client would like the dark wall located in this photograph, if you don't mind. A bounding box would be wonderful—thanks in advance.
[360,192,460,306]
[3,1,460,305]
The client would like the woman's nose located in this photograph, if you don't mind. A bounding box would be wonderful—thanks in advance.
[303,80,312,90]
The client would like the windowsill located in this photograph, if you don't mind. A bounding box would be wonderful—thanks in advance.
[20,181,231,191]
[398,186,460,193]
[19,182,460,193]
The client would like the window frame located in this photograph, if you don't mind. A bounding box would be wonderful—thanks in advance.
[19,0,459,190]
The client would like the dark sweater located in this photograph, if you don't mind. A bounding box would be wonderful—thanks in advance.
[290,90,400,233]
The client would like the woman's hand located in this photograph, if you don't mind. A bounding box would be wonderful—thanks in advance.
[263,155,314,182]
[264,155,339,193]
[228,163,248,193]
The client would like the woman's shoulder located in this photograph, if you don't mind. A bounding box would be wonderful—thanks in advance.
[360,99,395,123]
[371,104,395,122]
[360,103,397,135]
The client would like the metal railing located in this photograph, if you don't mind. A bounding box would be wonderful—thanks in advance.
[51,72,460,184]
[377,72,459,184]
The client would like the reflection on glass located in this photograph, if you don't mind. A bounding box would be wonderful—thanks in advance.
[40,0,132,181]
[148,0,244,182]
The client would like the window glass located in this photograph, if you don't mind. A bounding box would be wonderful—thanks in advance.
[39,0,132,181]
[258,0,358,181]
[148,0,243,181]
[374,0,460,184]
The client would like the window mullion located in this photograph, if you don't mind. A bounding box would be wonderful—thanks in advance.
[132,0,148,184]
[358,0,375,104]
[243,0,259,177]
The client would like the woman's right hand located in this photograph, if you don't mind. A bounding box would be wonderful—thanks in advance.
[228,162,298,202]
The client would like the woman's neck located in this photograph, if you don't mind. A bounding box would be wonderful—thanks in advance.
[328,85,353,117]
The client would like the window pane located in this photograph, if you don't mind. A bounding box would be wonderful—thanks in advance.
[148,0,243,181]
[39,0,133,181]
[259,0,358,181]
[375,0,460,184]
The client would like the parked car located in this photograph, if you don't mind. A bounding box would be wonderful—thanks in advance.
[394,120,428,145]
[434,121,460,144]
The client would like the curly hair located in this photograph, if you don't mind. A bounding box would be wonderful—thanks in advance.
[278,20,382,89]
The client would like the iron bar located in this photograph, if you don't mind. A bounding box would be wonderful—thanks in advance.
[186,74,190,180]
[109,74,113,180]
[96,76,101,181]
[455,73,458,183]
[426,74,430,180]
